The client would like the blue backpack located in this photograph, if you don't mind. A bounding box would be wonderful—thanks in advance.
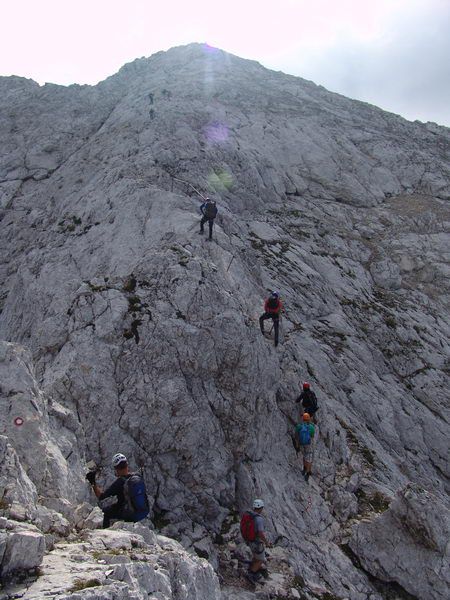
[124,474,150,521]
[298,424,311,446]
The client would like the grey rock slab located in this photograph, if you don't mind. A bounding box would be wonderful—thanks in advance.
[12,524,220,600]
[1,529,45,578]
[0,435,37,513]
[349,484,450,600]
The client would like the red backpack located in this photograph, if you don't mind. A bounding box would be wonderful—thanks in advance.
[240,511,256,542]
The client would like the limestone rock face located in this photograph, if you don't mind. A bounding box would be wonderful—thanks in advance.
[349,484,450,600]
[0,435,37,512]
[0,521,45,580]
[6,524,220,600]
[0,341,87,508]
[0,43,449,599]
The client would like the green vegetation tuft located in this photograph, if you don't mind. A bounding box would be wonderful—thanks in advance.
[0,497,10,510]
[370,491,391,513]
[123,276,137,293]
[69,578,101,592]
[128,296,142,312]
[384,315,397,328]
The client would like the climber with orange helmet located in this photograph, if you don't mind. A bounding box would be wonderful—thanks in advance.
[294,413,315,483]
[296,381,318,421]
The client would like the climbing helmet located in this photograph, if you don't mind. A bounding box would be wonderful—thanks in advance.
[112,453,127,468]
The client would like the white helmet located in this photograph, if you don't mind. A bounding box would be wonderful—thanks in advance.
[112,453,127,468]
[253,498,264,509]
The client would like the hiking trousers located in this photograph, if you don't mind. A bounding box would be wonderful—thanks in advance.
[259,313,279,346]
[200,216,214,239]
[102,504,135,528]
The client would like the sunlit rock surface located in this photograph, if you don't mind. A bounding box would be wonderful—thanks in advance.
[0,43,449,599]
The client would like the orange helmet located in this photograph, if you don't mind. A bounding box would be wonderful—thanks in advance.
[303,412,311,421]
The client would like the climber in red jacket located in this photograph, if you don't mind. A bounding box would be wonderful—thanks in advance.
[259,291,283,347]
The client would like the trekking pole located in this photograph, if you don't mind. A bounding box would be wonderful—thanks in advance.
[171,176,208,200]
[226,255,234,272]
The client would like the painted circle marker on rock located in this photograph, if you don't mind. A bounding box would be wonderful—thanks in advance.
[14,417,24,427]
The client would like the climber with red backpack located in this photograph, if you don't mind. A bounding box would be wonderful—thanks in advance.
[240,499,271,584]
[86,453,150,528]
[294,413,315,483]
[259,291,283,347]
[199,197,218,240]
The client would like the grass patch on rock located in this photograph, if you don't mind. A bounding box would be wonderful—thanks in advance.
[69,578,101,592]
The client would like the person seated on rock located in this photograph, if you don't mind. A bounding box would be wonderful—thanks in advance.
[240,498,272,583]
[86,453,149,528]
[294,413,315,483]
[199,197,218,240]
[295,382,318,422]
[259,291,283,347]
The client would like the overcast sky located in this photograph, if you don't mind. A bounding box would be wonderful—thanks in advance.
[1,0,449,126]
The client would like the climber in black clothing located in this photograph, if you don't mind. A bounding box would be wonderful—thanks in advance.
[199,198,218,240]
[296,382,318,421]
[86,453,132,527]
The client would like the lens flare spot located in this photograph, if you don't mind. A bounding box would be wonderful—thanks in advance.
[204,122,229,144]
[207,170,234,192]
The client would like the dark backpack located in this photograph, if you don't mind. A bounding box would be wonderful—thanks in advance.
[240,511,256,542]
[298,424,311,446]
[204,201,218,219]
[304,391,318,413]
[267,297,279,310]
[123,474,150,521]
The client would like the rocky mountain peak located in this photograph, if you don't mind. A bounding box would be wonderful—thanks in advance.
[0,44,449,599]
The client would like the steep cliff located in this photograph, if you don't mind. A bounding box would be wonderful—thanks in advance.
[0,43,449,599]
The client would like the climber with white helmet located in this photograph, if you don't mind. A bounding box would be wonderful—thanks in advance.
[259,291,283,347]
[240,498,271,584]
[86,453,149,528]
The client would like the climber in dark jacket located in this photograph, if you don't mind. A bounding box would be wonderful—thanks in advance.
[199,198,218,240]
[86,453,149,528]
[296,382,318,421]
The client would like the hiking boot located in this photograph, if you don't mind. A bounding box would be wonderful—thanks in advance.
[245,571,259,584]
[257,568,269,579]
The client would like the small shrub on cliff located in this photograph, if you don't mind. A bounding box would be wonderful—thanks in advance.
[69,578,101,592]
